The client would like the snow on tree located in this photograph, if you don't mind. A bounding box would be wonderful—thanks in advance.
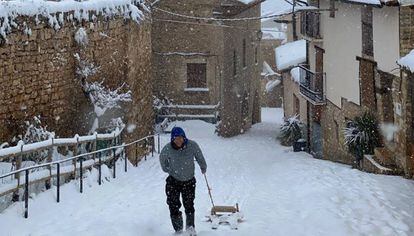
[74,53,132,134]
[343,113,380,160]
[280,115,303,146]
[18,116,55,163]
[22,116,55,144]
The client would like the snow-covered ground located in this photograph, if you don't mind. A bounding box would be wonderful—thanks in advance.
[1,108,413,236]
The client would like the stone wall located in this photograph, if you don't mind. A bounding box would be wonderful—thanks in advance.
[321,99,366,165]
[219,3,262,136]
[391,71,414,177]
[0,15,153,162]
[400,6,414,57]
[151,0,223,107]
[152,0,262,137]
[282,74,308,123]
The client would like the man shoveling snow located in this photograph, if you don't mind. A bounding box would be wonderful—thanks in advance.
[160,127,207,236]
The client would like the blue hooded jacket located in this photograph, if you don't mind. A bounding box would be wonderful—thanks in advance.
[161,127,207,181]
[170,127,188,146]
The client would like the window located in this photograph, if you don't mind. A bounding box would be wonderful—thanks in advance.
[233,50,237,77]
[243,39,247,68]
[187,63,207,88]
[300,12,321,39]
[361,6,373,57]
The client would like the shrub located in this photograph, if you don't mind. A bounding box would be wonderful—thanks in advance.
[344,112,380,157]
[280,115,303,146]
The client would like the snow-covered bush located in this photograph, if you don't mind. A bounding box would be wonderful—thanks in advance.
[22,116,54,144]
[74,53,99,80]
[74,54,132,133]
[280,115,303,146]
[21,116,55,163]
[344,113,380,157]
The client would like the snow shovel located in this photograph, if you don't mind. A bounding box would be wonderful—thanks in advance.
[203,174,242,229]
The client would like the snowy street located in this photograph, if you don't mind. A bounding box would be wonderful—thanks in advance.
[1,108,413,236]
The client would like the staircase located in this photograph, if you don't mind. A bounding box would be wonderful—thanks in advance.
[362,147,401,175]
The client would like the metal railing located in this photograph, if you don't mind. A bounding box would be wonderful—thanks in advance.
[156,103,220,123]
[298,66,326,105]
[0,133,161,218]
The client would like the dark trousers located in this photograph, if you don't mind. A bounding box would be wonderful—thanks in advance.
[166,176,196,231]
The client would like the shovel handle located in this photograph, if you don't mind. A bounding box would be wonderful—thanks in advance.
[203,173,215,207]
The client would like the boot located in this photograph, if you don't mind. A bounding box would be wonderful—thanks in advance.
[186,213,195,229]
[171,214,183,233]
[186,226,197,236]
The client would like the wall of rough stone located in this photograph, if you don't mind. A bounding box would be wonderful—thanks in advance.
[0,15,153,163]
[321,99,366,165]
[151,0,223,107]
[400,6,414,57]
[391,71,414,177]
[219,3,262,136]
[282,74,308,123]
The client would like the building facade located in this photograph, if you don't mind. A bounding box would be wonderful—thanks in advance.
[281,0,414,177]
[152,0,263,137]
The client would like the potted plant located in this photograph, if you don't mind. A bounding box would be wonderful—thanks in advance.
[280,115,305,151]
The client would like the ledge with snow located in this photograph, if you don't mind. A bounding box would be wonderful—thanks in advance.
[275,39,306,72]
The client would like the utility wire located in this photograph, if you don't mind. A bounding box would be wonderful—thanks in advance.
[153,18,288,35]
[153,18,234,28]
[153,7,297,22]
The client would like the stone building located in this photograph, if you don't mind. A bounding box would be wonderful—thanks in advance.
[151,0,263,137]
[0,1,154,163]
[284,0,414,177]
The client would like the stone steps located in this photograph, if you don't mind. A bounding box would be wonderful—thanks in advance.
[362,154,401,175]
[373,147,398,168]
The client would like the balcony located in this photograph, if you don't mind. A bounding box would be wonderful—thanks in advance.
[298,66,326,105]
[300,12,322,40]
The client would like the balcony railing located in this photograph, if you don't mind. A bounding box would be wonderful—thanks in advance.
[298,66,326,105]
[300,12,321,40]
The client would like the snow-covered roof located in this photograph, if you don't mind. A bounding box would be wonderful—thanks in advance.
[399,0,414,6]
[262,61,279,77]
[397,49,414,72]
[237,0,259,4]
[265,79,281,93]
[290,67,301,83]
[345,0,381,5]
[262,28,286,40]
[261,0,291,17]
[275,40,306,71]
[261,5,318,20]
[345,0,414,5]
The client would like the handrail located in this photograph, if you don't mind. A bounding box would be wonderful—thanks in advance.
[298,65,323,74]
[158,103,220,110]
[0,132,161,218]
[0,134,155,179]
[0,128,123,159]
